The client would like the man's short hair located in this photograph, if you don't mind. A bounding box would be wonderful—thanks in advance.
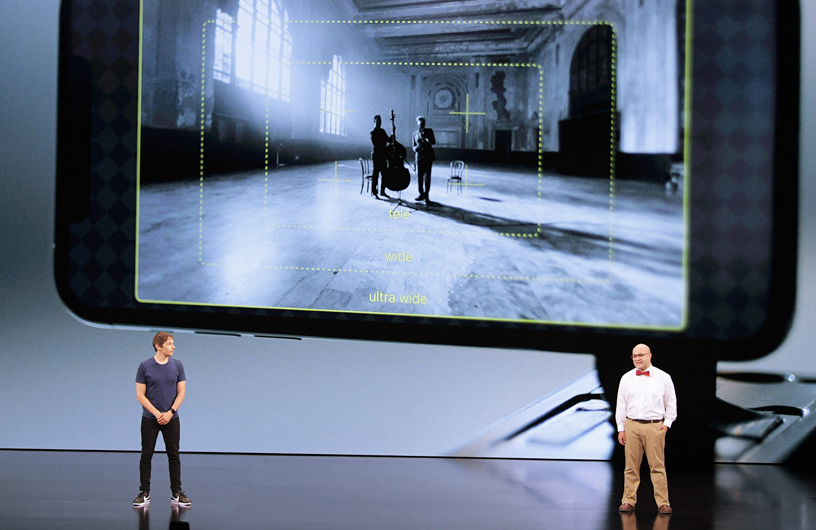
[374,114,381,122]
[152,331,173,352]
[416,115,426,123]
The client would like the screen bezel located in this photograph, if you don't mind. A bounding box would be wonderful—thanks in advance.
[54,0,799,360]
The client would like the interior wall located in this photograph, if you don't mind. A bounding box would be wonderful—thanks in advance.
[140,0,219,131]
[139,0,683,180]
[140,0,413,177]
[536,0,680,155]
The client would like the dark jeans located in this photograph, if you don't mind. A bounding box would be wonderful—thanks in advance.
[372,156,387,193]
[139,415,181,494]
[416,161,433,197]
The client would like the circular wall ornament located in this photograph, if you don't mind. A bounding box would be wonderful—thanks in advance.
[433,88,455,110]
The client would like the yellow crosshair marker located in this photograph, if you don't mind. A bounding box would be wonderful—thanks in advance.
[319,161,354,194]
[449,94,486,133]
[449,164,484,196]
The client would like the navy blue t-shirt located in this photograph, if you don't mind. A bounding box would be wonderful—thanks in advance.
[136,357,186,419]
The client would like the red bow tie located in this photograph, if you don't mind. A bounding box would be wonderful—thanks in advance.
[636,370,650,376]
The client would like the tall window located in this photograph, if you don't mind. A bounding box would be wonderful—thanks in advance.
[213,10,233,83]
[319,55,346,136]
[569,25,613,118]
[213,1,292,102]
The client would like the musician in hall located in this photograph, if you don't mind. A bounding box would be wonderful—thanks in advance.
[370,114,391,198]
[412,116,436,202]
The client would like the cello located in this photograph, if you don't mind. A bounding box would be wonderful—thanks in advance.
[383,109,411,193]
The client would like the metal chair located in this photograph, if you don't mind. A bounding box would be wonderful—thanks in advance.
[359,158,373,194]
[446,160,465,194]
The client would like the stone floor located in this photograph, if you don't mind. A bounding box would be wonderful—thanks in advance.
[137,161,684,328]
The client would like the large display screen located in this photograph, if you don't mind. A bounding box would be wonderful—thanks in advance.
[134,0,690,331]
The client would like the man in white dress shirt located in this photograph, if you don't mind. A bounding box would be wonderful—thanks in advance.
[616,343,677,515]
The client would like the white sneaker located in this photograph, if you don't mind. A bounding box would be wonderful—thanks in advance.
[133,490,150,507]
[171,490,192,506]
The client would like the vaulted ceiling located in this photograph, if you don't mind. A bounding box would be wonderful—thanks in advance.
[345,0,565,62]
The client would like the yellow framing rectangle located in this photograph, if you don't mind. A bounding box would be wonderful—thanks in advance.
[133,10,691,331]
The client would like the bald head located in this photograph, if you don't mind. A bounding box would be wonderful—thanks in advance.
[633,343,650,355]
[631,343,652,370]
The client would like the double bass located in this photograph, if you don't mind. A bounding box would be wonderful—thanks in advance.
[383,109,411,192]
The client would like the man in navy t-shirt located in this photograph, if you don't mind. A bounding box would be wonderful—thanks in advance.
[132,332,191,507]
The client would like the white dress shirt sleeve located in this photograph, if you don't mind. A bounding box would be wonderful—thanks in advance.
[662,373,678,429]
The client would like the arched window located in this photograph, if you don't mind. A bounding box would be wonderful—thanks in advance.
[569,25,613,118]
[213,0,292,102]
[320,55,346,136]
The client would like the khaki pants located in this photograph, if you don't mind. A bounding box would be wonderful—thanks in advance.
[622,418,669,507]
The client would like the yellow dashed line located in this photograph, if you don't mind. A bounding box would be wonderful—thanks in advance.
[259,224,540,238]
[289,20,612,26]
[198,19,215,265]
[608,30,618,266]
[196,261,612,284]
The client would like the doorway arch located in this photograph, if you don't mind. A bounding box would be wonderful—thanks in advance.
[558,24,616,177]
[569,24,614,118]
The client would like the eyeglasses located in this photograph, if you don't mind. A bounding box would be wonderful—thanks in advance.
[631,353,650,359]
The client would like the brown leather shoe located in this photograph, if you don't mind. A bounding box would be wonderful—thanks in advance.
[658,505,673,514]
[619,503,635,512]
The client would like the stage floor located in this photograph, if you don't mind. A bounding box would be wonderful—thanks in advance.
[1,450,814,529]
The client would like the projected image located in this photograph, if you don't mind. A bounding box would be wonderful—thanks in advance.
[136,0,688,329]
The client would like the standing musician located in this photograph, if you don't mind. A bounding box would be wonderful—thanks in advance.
[370,115,391,198]
[412,116,436,202]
